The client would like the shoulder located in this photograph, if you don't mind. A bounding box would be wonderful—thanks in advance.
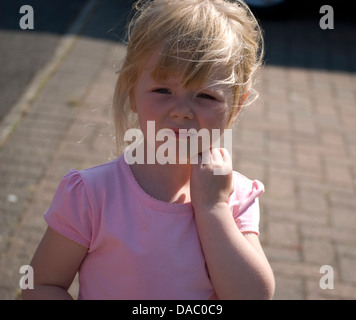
[229,171,264,213]
[56,157,125,209]
[79,157,121,183]
[228,171,264,235]
[68,156,129,192]
[232,171,264,197]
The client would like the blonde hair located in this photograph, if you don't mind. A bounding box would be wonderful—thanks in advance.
[113,0,264,154]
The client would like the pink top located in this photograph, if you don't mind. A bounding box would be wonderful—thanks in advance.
[44,154,264,300]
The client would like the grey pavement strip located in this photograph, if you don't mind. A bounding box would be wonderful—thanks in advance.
[0,0,98,148]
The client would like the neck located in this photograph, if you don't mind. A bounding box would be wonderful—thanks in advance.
[130,161,192,204]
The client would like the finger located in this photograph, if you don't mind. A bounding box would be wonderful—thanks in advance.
[213,148,232,176]
[200,149,211,165]
[220,148,232,164]
[211,148,222,163]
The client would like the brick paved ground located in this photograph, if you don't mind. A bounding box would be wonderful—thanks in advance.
[0,1,355,299]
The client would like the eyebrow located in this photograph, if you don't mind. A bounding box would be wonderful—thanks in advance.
[147,66,232,97]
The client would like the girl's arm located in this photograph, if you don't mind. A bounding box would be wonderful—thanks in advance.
[190,149,275,300]
[22,227,88,300]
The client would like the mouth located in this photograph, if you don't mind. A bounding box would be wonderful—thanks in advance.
[162,128,196,140]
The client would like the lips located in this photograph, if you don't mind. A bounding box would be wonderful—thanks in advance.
[161,128,197,139]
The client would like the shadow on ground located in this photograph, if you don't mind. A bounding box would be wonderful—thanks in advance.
[2,0,355,72]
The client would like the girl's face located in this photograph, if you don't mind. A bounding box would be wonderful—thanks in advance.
[131,51,236,160]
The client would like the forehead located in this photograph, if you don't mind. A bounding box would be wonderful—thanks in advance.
[142,49,233,90]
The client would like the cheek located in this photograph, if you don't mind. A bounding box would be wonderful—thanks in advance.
[135,96,156,120]
[200,107,231,130]
[135,102,162,136]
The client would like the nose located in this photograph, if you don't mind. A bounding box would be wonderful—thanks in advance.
[169,97,194,121]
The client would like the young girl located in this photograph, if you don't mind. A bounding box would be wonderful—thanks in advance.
[23,0,275,300]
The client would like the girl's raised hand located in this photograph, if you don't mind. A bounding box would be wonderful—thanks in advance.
[190,148,234,212]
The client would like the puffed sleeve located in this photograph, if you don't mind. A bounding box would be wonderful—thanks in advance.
[44,169,92,248]
[229,172,264,235]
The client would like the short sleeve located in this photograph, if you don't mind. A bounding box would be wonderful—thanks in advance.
[44,169,92,248]
[229,172,264,235]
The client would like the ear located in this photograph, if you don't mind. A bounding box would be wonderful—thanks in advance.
[226,91,250,127]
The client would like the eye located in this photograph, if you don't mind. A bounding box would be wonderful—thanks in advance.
[152,88,171,94]
[197,93,216,101]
